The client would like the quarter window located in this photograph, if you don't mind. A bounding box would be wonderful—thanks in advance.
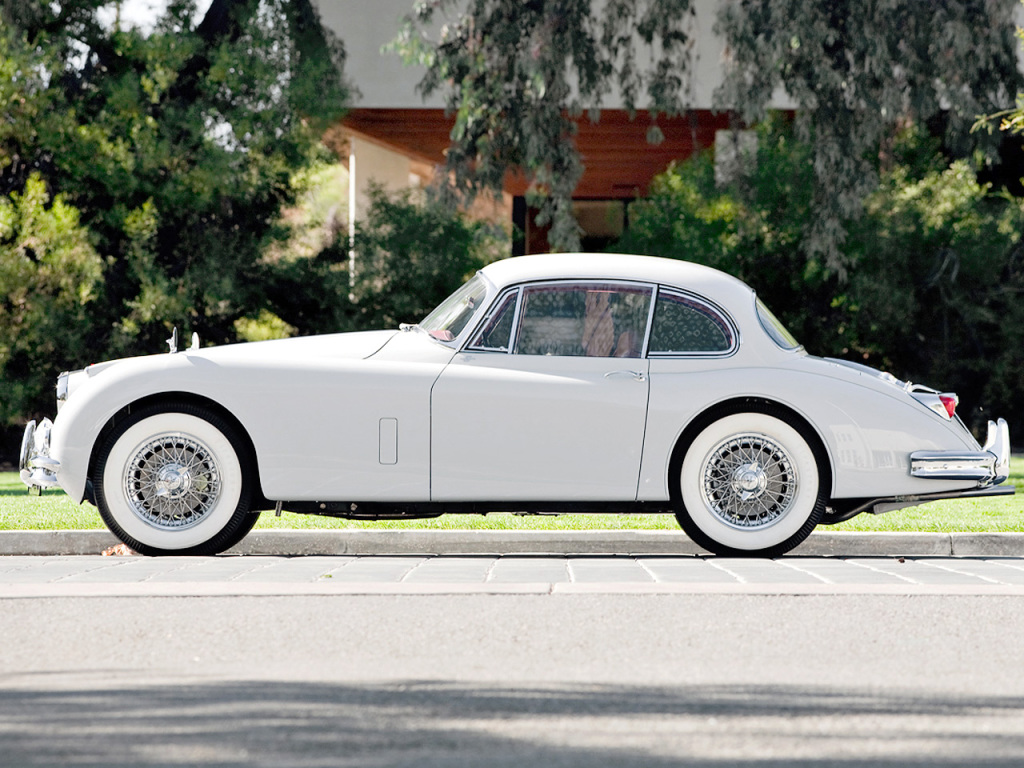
[648,289,735,355]
[468,289,519,351]
[514,282,653,358]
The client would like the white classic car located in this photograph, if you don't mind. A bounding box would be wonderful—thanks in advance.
[20,253,1013,556]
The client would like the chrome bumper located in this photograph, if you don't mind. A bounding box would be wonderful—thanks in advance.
[910,418,1011,485]
[19,418,61,491]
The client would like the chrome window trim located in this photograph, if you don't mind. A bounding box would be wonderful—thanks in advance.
[465,286,521,354]
[504,278,656,357]
[639,285,659,358]
[754,294,802,352]
[645,286,740,359]
[507,287,524,354]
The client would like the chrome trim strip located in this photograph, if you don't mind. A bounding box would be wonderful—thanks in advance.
[982,418,1011,485]
[19,417,61,490]
[909,418,1011,485]
[910,452,996,481]
[639,283,658,359]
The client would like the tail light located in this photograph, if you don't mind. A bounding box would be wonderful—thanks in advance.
[909,386,959,421]
[939,394,958,419]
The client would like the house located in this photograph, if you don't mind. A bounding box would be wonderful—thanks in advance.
[315,0,772,253]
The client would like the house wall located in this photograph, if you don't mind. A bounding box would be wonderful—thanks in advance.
[316,0,744,111]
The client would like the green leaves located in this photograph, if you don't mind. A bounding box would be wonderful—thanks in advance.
[350,184,507,330]
[0,175,103,423]
[714,0,1024,273]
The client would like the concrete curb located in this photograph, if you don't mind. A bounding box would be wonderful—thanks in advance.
[0,529,1022,557]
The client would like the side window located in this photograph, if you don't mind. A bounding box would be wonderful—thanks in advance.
[468,289,519,352]
[648,289,735,355]
[514,282,652,358]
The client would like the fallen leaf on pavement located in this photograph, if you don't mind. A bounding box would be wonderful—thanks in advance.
[102,543,137,556]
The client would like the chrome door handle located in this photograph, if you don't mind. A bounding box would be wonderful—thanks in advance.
[604,370,646,382]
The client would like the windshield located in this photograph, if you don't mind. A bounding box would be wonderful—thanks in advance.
[419,275,489,342]
[756,298,801,350]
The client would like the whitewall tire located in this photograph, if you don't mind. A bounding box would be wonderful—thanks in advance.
[675,412,826,556]
[93,404,256,556]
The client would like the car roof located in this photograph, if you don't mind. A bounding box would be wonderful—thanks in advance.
[479,253,755,307]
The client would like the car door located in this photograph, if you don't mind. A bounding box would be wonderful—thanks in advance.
[430,280,654,501]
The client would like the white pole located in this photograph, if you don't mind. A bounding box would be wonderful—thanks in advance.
[348,150,357,302]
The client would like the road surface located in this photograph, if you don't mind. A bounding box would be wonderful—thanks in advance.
[2,553,1024,766]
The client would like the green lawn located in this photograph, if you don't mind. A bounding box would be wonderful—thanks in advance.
[1,458,1021,532]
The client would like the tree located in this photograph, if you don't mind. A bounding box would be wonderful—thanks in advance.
[394,1,1023,264]
[715,0,1022,273]
[974,0,1024,136]
[0,175,104,424]
[0,0,349,356]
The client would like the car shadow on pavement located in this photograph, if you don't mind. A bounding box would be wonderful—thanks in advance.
[1,678,1023,767]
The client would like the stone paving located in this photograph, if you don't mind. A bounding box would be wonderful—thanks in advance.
[4,554,1024,596]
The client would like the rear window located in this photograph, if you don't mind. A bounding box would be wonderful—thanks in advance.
[756,298,801,350]
[648,289,736,355]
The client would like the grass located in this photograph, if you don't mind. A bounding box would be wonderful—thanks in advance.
[0,457,1021,533]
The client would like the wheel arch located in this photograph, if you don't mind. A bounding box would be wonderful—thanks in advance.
[667,396,834,503]
[86,392,270,510]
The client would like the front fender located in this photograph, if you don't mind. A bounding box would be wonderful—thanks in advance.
[50,353,239,503]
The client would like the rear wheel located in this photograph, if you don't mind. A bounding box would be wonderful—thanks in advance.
[92,403,256,556]
[674,412,826,557]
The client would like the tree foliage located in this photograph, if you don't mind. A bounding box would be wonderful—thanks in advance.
[394,1,1023,262]
[0,174,103,424]
[258,179,507,341]
[974,0,1024,136]
[715,0,1022,273]
[350,184,507,330]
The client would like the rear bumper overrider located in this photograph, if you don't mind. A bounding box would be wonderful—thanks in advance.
[20,418,61,491]
[910,418,1011,485]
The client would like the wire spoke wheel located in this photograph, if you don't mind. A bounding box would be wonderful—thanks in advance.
[124,434,222,530]
[93,403,255,556]
[700,434,797,530]
[676,411,826,557]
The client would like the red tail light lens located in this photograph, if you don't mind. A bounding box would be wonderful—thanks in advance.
[939,394,958,419]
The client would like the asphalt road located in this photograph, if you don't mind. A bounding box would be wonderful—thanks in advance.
[3,553,1024,767]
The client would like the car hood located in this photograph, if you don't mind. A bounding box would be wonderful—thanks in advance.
[188,329,398,365]
[79,329,397,379]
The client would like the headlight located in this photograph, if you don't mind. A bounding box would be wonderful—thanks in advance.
[56,369,87,411]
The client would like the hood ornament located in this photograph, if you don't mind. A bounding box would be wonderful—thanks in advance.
[167,328,201,354]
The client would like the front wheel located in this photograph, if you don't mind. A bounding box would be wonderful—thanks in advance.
[92,403,256,556]
[674,412,826,557]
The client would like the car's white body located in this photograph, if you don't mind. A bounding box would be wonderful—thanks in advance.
[22,253,1012,554]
